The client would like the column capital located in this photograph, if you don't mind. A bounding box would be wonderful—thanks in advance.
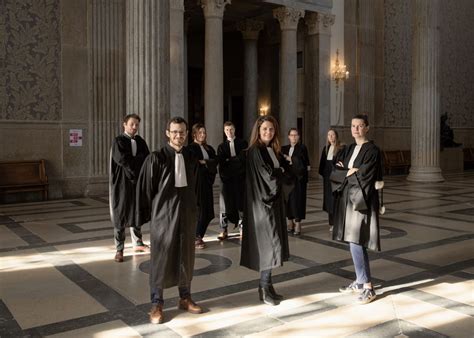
[171,0,184,11]
[200,0,231,19]
[237,19,264,40]
[305,12,335,35]
[273,6,305,31]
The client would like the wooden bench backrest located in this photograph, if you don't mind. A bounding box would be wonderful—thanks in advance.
[384,150,404,165]
[0,160,48,185]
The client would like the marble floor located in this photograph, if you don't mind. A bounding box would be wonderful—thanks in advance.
[1,172,473,337]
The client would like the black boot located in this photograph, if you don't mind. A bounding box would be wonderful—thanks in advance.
[258,285,279,306]
[268,284,283,300]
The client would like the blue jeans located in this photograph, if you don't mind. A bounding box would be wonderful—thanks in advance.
[349,242,371,284]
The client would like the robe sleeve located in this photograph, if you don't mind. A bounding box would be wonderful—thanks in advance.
[111,138,136,180]
[248,147,280,205]
[318,147,326,176]
[136,153,161,227]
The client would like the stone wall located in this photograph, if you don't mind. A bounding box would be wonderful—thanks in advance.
[382,0,474,147]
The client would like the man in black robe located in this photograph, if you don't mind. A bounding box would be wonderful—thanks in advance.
[217,121,248,240]
[109,113,150,263]
[136,117,202,324]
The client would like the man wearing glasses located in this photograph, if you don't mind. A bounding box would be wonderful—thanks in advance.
[136,117,202,324]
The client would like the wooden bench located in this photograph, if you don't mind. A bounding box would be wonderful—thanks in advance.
[383,150,410,175]
[463,148,474,170]
[0,160,48,201]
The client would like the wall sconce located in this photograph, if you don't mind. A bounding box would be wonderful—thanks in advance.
[259,105,269,116]
[332,49,349,90]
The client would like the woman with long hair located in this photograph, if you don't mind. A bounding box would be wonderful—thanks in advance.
[318,129,345,231]
[240,116,292,306]
[187,123,217,249]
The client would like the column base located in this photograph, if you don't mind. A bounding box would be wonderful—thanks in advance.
[85,176,109,196]
[407,166,444,182]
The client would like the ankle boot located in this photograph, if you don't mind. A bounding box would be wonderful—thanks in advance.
[268,284,283,300]
[258,286,279,306]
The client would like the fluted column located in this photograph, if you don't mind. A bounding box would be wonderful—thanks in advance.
[126,0,170,150]
[237,19,263,140]
[305,12,334,173]
[407,0,444,182]
[170,0,185,117]
[201,0,231,147]
[273,7,304,137]
[90,0,126,178]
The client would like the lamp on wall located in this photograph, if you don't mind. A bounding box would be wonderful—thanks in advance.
[259,105,269,116]
[332,49,349,90]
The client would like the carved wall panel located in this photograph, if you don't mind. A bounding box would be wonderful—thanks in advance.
[1,0,61,120]
[383,0,412,127]
[440,0,474,127]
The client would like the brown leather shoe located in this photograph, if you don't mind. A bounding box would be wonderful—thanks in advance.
[178,297,203,314]
[114,250,124,263]
[134,244,150,252]
[149,304,163,324]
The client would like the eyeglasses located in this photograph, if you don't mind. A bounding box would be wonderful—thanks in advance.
[168,130,187,135]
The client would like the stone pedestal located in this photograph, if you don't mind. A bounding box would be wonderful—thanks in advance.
[440,148,463,173]
[202,0,231,147]
[273,7,304,137]
[237,19,263,140]
[126,0,170,151]
[407,0,444,182]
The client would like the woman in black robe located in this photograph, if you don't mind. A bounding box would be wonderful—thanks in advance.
[187,123,217,249]
[282,128,310,235]
[330,114,384,305]
[241,116,291,306]
[318,128,344,232]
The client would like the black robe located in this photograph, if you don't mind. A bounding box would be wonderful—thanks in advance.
[136,144,198,289]
[240,145,290,272]
[318,145,346,222]
[330,141,383,251]
[217,137,248,224]
[187,142,217,237]
[109,134,149,229]
[282,143,310,220]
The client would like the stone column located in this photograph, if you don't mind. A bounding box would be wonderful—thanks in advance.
[170,0,185,117]
[407,0,444,182]
[237,19,263,140]
[273,7,304,137]
[305,12,334,174]
[126,0,170,150]
[87,0,126,195]
[201,0,231,147]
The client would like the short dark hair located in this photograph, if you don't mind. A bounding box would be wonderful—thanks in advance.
[167,116,188,130]
[123,114,141,124]
[352,114,369,127]
[223,121,235,128]
[288,128,299,135]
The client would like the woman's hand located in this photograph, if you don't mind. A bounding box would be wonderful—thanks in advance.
[336,161,344,167]
[346,168,359,176]
[199,160,206,164]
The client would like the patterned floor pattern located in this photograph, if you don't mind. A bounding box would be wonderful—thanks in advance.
[1,172,473,337]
